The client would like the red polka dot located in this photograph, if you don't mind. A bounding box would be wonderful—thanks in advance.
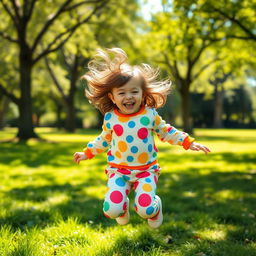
[154,175,158,184]
[137,128,148,140]
[107,150,112,156]
[105,169,108,175]
[136,171,150,179]
[126,189,130,195]
[153,144,158,152]
[104,212,111,218]
[113,124,124,136]
[117,168,131,175]
[138,193,151,207]
[110,173,115,178]
[133,181,139,190]
[123,202,127,211]
[110,191,123,204]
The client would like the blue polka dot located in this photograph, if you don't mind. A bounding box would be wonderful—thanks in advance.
[143,138,148,143]
[155,129,159,133]
[131,146,138,153]
[128,121,135,128]
[88,143,93,148]
[108,155,115,161]
[102,141,108,147]
[97,137,100,141]
[145,178,151,183]
[115,177,125,187]
[148,144,153,152]
[146,206,154,215]
[127,156,134,162]
[123,175,130,181]
[105,113,112,120]
[126,135,134,143]
[106,123,111,129]
[113,139,116,146]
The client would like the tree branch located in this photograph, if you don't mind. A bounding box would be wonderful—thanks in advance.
[0,0,19,28]
[0,83,20,105]
[10,0,21,21]
[31,0,73,53]
[213,7,256,40]
[64,0,101,12]
[0,31,18,43]
[44,57,67,101]
[32,1,107,64]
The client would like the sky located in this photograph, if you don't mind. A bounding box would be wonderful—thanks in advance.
[138,0,163,20]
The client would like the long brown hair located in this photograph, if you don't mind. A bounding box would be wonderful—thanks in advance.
[82,48,171,114]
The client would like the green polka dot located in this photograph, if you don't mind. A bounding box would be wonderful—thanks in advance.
[140,116,150,126]
[153,152,157,157]
[103,201,110,212]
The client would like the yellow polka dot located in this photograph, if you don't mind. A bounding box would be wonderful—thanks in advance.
[115,150,122,158]
[103,124,107,131]
[106,187,110,193]
[119,162,128,166]
[142,184,152,192]
[118,141,127,152]
[156,115,161,125]
[138,152,148,164]
[118,116,130,122]
[163,127,168,132]
[141,109,147,115]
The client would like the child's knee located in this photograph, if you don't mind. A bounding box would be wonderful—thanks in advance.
[103,200,124,219]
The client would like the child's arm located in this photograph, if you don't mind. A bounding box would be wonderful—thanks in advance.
[153,110,211,154]
[73,114,112,164]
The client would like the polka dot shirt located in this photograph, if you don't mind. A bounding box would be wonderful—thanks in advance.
[84,106,194,168]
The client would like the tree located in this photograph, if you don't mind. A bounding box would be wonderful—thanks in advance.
[0,0,108,140]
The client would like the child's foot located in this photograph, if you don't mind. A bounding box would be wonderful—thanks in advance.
[116,199,130,225]
[147,195,163,229]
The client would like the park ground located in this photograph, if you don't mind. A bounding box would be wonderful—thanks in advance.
[0,128,255,255]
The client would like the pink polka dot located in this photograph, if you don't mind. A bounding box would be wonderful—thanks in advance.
[113,124,124,136]
[136,171,150,179]
[154,175,158,184]
[107,150,112,156]
[138,193,151,207]
[110,173,115,178]
[110,191,123,204]
[123,202,127,211]
[117,168,131,175]
[137,128,148,140]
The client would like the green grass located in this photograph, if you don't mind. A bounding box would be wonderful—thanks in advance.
[0,128,255,256]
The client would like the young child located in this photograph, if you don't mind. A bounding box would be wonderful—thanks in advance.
[74,48,210,228]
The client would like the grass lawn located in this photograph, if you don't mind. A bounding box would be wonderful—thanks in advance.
[0,128,255,256]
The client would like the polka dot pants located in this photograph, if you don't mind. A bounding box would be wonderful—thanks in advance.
[103,165,161,219]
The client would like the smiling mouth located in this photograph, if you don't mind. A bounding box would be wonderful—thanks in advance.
[123,103,135,109]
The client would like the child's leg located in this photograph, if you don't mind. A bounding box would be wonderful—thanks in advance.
[134,172,161,219]
[103,173,131,219]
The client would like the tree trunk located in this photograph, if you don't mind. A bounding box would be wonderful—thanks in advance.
[65,98,76,132]
[17,46,38,140]
[0,96,10,129]
[180,84,193,134]
[213,84,224,128]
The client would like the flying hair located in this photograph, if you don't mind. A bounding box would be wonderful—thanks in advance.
[82,48,172,114]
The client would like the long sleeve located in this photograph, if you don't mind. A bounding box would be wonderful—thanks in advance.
[83,117,112,159]
[153,109,195,150]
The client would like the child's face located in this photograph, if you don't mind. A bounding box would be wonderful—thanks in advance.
[108,74,144,115]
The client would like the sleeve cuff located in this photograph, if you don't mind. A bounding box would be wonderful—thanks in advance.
[83,148,95,159]
[182,136,195,150]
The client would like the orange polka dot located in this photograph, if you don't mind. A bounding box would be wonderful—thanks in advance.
[141,109,147,115]
[118,141,127,152]
[96,148,104,154]
[115,150,122,158]
[102,124,107,131]
[168,139,174,144]
[156,115,161,125]
[163,127,168,132]
[105,133,112,142]
[119,162,128,166]
[118,116,130,122]
[138,152,148,164]
[142,184,152,192]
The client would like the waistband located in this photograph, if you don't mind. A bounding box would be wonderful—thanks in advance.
[108,160,157,170]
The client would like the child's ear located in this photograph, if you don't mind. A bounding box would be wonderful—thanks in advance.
[108,92,115,104]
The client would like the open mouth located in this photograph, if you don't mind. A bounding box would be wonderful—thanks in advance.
[123,102,135,110]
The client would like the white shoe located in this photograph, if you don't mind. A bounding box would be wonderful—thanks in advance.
[148,195,163,229]
[116,198,130,225]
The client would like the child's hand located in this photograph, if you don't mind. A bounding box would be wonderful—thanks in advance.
[73,152,88,164]
[189,142,211,154]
